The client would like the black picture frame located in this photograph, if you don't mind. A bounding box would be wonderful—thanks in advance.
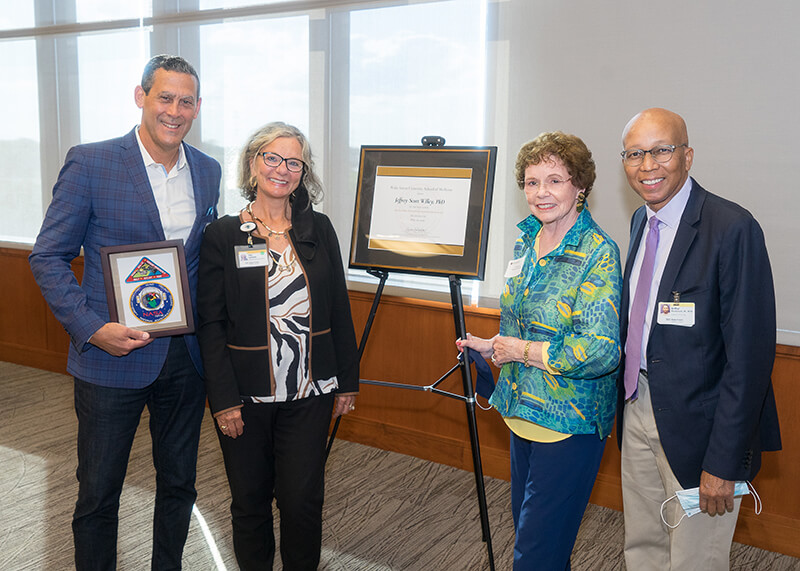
[99,240,194,337]
[349,145,496,279]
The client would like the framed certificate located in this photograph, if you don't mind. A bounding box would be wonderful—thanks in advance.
[349,145,496,279]
[100,240,194,337]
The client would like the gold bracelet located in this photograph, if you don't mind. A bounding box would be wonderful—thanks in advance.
[523,340,532,367]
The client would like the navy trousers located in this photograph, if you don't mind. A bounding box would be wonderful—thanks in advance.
[510,431,606,571]
[72,337,206,571]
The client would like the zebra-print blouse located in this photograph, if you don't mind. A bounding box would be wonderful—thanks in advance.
[249,245,338,403]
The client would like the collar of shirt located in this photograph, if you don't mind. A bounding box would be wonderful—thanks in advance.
[518,208,594,255]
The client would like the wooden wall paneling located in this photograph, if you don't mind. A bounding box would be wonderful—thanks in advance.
[0,248,46,348]
[733,345,800,553]
[0,248,58,371]
[0,247,81,373]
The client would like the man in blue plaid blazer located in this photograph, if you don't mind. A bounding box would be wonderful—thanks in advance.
[30,55,220,570]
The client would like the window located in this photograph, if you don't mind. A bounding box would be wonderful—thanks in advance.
[349,1,486,146]
[78,29,150,143]
[344,0,488,299]
[0,0,33,29]
[75,0,151,23]
[199,15,310,215]
[0,39,41,243]
[2,0,492,306]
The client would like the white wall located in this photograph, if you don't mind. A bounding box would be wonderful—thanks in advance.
[488,0,799,345]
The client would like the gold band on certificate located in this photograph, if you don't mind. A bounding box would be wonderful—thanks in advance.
[366,239,464,257]
[368,166,472,257]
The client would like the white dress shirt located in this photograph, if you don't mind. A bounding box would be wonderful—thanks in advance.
[135,127,196,244]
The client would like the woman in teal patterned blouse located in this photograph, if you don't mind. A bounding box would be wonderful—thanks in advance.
[457,131,621,570]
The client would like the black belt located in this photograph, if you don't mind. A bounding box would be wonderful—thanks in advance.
[639,369,648,378]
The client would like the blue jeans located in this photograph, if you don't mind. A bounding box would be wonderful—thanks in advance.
[72,337,206,571]
[510,431,606,571]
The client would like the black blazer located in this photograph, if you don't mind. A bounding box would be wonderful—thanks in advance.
[616,179,781,488]
[197,207,359,415]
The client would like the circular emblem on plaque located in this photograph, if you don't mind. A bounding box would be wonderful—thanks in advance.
[130,282,174,323]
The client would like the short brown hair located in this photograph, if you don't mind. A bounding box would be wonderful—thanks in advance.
[515,131,596,198]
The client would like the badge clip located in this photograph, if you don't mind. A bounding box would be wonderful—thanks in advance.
[240,221,257,247]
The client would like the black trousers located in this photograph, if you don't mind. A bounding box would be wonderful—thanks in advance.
[216,393,334,571]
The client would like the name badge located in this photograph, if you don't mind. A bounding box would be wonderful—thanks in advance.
[657,302,695,327]
[235,245,269,268]
[505,257,526,278]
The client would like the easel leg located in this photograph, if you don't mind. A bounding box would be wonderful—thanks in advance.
[326,270,389,460]
[450,275,495,571]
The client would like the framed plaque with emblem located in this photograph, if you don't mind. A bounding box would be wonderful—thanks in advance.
[100,240,194,337]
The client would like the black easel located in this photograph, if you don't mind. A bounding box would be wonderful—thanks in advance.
[325,267,389,459]
[325,136,495,571]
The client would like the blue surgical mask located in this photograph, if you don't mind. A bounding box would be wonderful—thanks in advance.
[660,481,761,528]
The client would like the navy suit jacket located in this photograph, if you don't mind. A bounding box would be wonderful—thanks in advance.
[30,127,221,388]
[616,179,781,488]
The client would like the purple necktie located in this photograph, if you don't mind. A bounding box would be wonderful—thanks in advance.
[624,216,660,399]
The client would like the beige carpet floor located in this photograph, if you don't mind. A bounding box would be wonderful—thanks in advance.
[1,361,798,570]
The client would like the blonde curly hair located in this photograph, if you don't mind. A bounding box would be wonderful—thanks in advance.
[238,122,323,204]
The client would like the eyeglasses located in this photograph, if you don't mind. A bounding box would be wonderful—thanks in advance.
[620,144,688,166]
[260,152,305,173]
[524,176,572,191]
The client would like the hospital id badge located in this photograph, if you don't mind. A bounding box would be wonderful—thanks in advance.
[235,245,269,268]
[656,302,695,327]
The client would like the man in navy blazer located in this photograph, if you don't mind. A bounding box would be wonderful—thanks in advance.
[30,55,220,570]
[616,108,780,570]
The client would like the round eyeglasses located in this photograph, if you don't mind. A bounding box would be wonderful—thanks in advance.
[260,152,305,173]
[524,176,572,191]
[621,144,688,166]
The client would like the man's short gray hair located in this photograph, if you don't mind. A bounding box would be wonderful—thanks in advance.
[140,55,200,97]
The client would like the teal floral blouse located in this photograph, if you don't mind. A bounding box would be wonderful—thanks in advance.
[489,209,622,438]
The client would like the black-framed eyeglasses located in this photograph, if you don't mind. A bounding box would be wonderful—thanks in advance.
[260,152,305,173]
[620,144,688,166]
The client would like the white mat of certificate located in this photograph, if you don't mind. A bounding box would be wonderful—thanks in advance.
[111,250,186,328]
[368,166,471,256]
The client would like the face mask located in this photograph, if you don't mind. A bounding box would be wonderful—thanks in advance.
[660,481,761,528]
